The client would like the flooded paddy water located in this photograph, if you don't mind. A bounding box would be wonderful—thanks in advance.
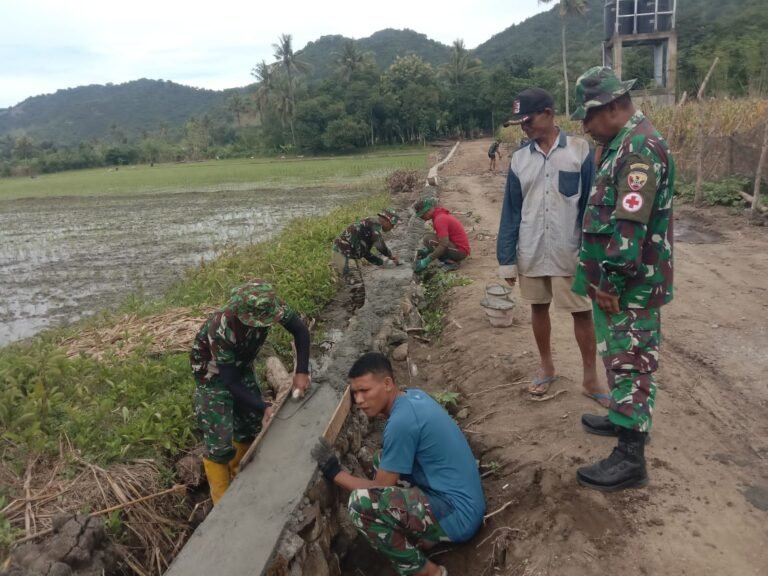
[0,187,369,347]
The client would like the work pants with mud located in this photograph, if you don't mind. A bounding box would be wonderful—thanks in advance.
[593,304,661,433]
[348,485,451,576]
[422,232,467,262]
[194,371,265,464]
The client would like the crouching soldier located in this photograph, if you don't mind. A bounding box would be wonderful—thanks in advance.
[311,353,485,576]
[331,208,401,278]
[190,279,311,504]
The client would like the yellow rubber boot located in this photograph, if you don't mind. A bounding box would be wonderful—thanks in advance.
[203,458,231,505]
[228,441,252,478]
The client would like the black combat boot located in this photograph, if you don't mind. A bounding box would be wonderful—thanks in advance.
[577,428,648,492]
[581,413,619,436]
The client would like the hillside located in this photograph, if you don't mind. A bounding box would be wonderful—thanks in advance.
[298,29,452,80]
[1,0,765,147]
[0,79,227,145]
[474,0,768,95]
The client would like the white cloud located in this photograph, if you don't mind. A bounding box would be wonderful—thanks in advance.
[0,0,548,108]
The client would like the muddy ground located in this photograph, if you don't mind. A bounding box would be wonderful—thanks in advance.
[353,139,768,575]
[0,187,367,347]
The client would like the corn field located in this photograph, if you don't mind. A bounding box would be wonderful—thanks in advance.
[501,97,768,182]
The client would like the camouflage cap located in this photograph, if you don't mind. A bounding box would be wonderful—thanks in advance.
[377,208,400,226]
[412,197,437,217]
[571,66,637,120]
[224,279,287,328]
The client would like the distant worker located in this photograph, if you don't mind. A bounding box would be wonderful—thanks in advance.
[488,139,502,171]
[571,66,675,491]
[190,279,311,504]
[331,208,401,277]
[412,197,471,273]
[311,353,485,576]
[496,87,609,404]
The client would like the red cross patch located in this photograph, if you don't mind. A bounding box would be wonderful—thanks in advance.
[622,192,643,212]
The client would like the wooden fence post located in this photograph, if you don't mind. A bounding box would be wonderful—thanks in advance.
[753,120,768,215]
[693,57,720,207]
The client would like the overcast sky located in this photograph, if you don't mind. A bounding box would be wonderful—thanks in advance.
[0,0,551,108]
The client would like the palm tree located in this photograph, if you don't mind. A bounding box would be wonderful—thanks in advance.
[442,39,481,88]
[334,40,366,82]
[440,39,482,136]
[227,93,246,127]
[539,0,589,117]
[251,60,276,117]
[272,34,310,147]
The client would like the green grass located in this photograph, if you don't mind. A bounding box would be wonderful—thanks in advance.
[0,195,389,464]
[0,151,428,201]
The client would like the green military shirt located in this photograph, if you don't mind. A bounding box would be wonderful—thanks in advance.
[333,217,392,264]
[572,112,674,309]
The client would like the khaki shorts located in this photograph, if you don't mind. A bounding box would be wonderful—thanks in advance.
[518,275,591,313]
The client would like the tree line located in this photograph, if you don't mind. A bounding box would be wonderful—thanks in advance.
[3,0,766,178]
[0,35,564,177]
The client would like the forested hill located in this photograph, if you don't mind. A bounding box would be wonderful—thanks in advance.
[1,0,765,147]
[299,29,453,80]
[474,0,767,96]
[0,79,227,145]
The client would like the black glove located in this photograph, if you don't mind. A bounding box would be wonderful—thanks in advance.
[311,437,342,481]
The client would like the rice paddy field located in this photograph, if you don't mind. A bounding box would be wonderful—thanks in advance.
[0,151,427,347]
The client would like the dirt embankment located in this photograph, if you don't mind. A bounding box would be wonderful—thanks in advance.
[402,139,768,576]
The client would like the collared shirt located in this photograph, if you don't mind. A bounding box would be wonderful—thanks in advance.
[572,111,674,309]
[497,129,593,278]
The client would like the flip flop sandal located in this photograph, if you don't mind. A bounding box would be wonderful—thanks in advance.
[528,375,556,396]
[582,391,611,408]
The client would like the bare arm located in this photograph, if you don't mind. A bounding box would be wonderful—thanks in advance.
[429,236,451,261]
[333,469,400,491]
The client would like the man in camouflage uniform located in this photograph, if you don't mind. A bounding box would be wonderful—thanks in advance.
[311,353,485,576]
[570,67,674,491]
[191,279,311,504]
[331,208,401,277]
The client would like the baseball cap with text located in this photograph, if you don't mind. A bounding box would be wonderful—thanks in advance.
[503,88,555,126]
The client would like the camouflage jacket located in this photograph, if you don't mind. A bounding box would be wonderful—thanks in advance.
[333,218,392,264]
[190,306,295,382]
[572,112,674,309]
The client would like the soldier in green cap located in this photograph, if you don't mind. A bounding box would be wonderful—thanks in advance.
[570,66,675,491]
[331,208,401,277]
[190,279,311,504]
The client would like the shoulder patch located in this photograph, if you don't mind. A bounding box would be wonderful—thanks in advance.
[621,192,644,213]
[627,171,648,191]
[630,162,650,170]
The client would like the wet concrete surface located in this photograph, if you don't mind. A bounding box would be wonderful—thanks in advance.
[0,188,367,347]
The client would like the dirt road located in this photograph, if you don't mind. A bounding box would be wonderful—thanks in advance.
[405,139,768,576]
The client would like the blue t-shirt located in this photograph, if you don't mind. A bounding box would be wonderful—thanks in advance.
[379,389,486,542]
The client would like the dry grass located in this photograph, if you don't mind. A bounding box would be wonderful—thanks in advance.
[2,437,196,575]
[499,97,768,150]
[59,307,215,361]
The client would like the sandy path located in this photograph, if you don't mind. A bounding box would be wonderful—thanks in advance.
[404,138,768,576]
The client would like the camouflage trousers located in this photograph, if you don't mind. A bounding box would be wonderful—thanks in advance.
[348,486,450,576]
[194,372,264,464]
[593,304,661,432]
